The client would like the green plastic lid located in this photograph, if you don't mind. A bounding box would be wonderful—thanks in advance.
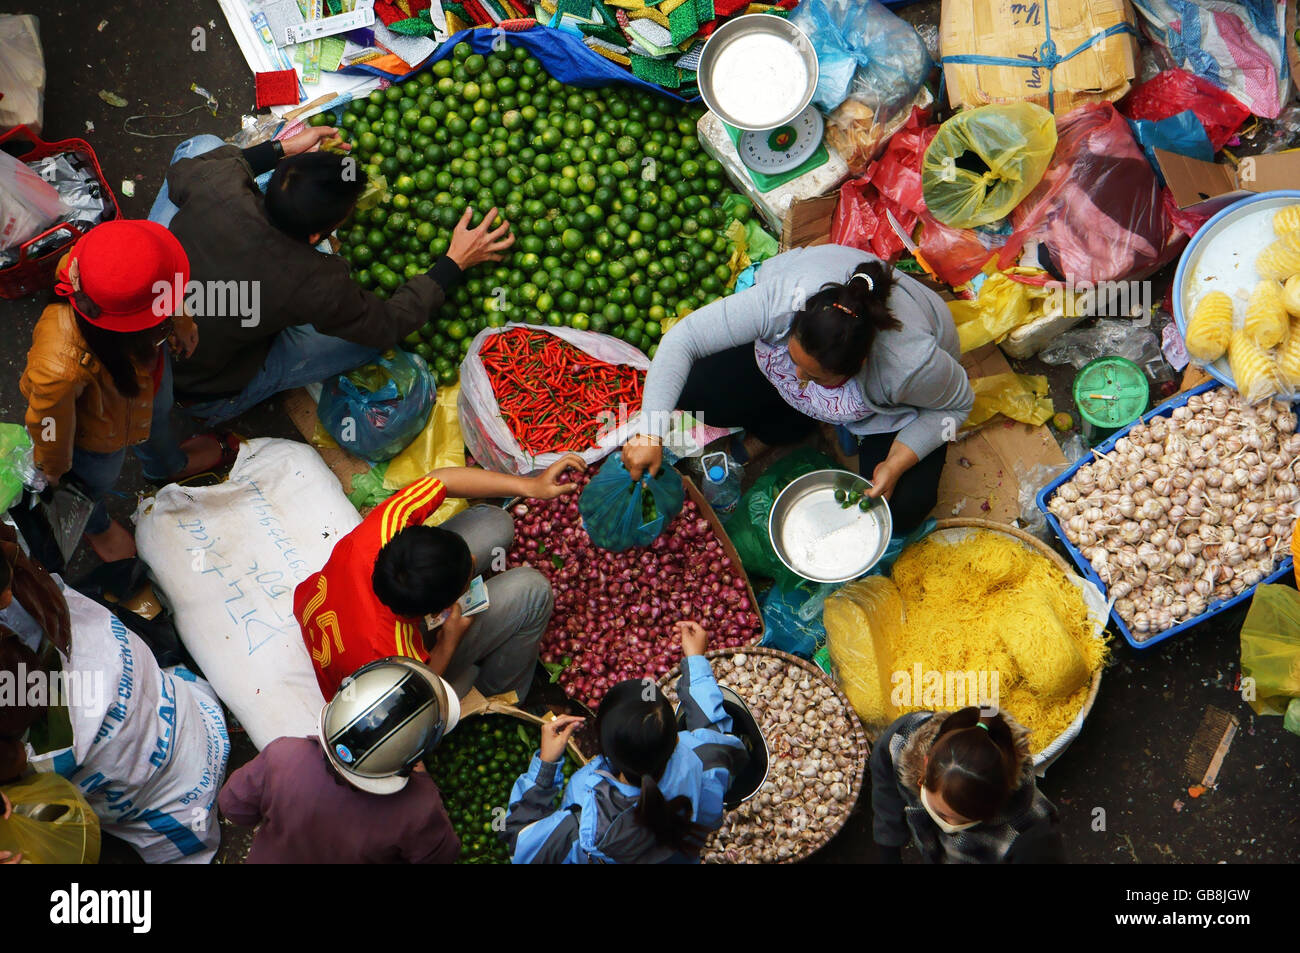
[1072,357,1149,429]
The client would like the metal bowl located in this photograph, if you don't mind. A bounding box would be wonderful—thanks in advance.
[674,684,770,809]
[768,469,892,584]
[697,14,820,132]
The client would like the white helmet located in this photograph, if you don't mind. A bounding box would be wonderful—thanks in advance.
[319,657,461,794]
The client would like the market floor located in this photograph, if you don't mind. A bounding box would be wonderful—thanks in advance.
[6,0,1297,865]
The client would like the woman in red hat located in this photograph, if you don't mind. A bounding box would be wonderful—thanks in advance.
[19,219,229,562]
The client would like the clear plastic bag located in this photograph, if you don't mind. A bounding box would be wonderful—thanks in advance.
[998,103,1185,284]
[578,455,684,552]
[0,145,64,251]
[0,15,45,135]
[1037,319,1175,382]
[317,349,435,462]
[823,576,903,731]
[1240,584,1300,717]
[921,102,1057,229]
[0,772,100,864]
[790,0,931,118]
[458,324,650,476]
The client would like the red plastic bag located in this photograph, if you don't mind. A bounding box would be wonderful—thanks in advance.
[917,212,995,286]
[831,177,906,259]
[998,102,1186,284]
[1121,68,1250,153]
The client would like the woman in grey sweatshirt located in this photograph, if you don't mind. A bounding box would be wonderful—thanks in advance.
[622,244,973,532]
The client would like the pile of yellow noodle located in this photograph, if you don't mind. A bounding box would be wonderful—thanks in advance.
[826,531,1107,753]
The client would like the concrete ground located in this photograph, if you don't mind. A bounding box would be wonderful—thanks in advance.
[4,0,1297,865]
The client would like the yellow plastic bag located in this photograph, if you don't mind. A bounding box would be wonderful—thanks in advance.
[922,102,1057,229]
[823,577,903,733]
[948,267,1073,352]
[384,382,468,527]
[0,773,101,864]
[963,372,1054,429]
[1240,584,1300,716]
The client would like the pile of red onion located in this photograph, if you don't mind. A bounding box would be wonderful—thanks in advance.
[509,467,763,709]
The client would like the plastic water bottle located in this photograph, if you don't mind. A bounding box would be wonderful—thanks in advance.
[701,451,743,517]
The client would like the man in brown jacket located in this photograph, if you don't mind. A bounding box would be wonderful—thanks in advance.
[152,127,511,424]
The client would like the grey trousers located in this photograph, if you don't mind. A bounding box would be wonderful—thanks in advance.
[438,505,551,702]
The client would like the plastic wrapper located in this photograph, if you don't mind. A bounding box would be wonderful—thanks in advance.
[1017,460,1070,542]
[823,575,902,730]
[790,0,931,118]
[459,324,650,476]
[577,455,684,552]
[1129,0,1290,119]
[0,146,63,252]
[0,773,100,865]
[0,149,110,270]
[384,382,468,526]
[0,15,45,135]
[1037,318,1174,382]
[964,373,1054,430]
[946,268,1066,352]
[347,461,395,510]
[917,211,997,287]
[1120,67,1249,153]
[759,584,829,659]
[0,423,35,511]
[921,102,1057,229]
[826,85,933,178]
[999,103,1185,284]
[317,348,435,462]
[1240,584,1300,717]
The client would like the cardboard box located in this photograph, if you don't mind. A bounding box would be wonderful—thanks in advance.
[1156,147,1300,217]
[941,0,1138,115]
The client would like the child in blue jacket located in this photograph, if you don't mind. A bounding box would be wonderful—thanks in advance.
[503,621,749,863]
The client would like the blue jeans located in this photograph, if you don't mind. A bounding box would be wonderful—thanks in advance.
[73,356,188,535]
[147,134,227,228]
[184,325,381,426]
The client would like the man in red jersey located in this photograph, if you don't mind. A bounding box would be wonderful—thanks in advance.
[295,455,584,701]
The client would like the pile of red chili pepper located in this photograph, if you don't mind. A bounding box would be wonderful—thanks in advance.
[478,328,646,454]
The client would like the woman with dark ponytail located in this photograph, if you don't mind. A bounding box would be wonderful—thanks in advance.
[502,621,748,863]
[622,244,973,532]
[870,706,1065,863]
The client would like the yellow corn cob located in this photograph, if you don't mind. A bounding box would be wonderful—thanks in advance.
[1275,205,1300,236]
[1228,330,1282,402]
[1245,279,1288,348]
[1184,291,1233,361]
[1257,236,1300,280]
[1276,318,1300,390]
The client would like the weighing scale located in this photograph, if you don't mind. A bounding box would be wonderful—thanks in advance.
[697,15,831,192]
[1073,357,1150,446]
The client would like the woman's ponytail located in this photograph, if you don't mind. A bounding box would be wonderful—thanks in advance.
[635,773,708,854]
[790,259,902,378]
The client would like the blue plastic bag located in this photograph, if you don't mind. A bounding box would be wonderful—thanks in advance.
[318,349,435,462]
[579,456,684,552]
[1125,111,1213,185]
[790,0,931,117]
[760,584,829,659]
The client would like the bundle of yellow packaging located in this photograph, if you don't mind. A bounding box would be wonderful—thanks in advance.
[823,531,1107,753]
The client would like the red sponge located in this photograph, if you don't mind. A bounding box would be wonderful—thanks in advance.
[255,69,300,108]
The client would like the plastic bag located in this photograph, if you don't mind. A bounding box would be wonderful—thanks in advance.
[823,575,902,731]
[1121,67,1249,153]
[0,15,45,135]
[459,324,650,476]
[0,773,100,864]
[1126,110,1214,176]
[917,212,997,287]
[999,103,1186,284]
[578,455,684,552]
[921,102,1057,229]
[384,381,469,526]
[947,267,1067,352]
[725,448,837,588]
[759,584,829,659]
[0,423,34,511]
[964,373,1054,429]
[318,348,435,462]
[1038,319,1172,383]
[1240,584,1300,717]
[789,0,931,117]
[1129,0,1290,119]
[0,145,64,251]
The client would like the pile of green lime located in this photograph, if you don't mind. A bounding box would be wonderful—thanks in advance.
[425,714,580,864]
[324,41,759,387]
